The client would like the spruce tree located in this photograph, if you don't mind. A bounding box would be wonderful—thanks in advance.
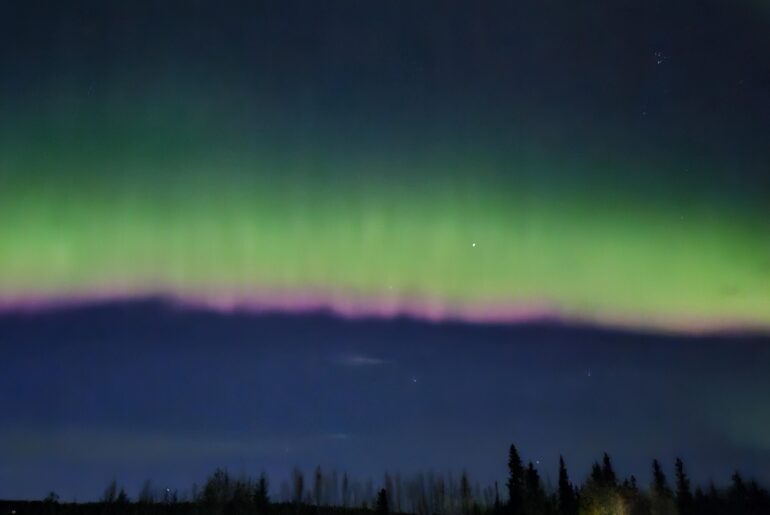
[255,473,269,511]
[103,480,118,504]
[729,471,747,515]
[460,471,472,515]
[376,488,390,514]
[651,459,676,515]
[652,459,671,497]
[557,456,577,515]
[341,473,350,508]
[506,444,525,514]
[116,489,129,504]
[589,462,603,484]
[601,453,617,486]
[291,468,304,504]
[524,462,546,515]
[675,458,693,515]
[138,480,154,504]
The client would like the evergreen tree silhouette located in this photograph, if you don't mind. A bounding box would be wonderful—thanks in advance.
[202,468,231,515]
[621,476,636,492]
[460,471,473,515]
[138,480,154,504]
[652,459,671,496]
[523,462,546,515]
[291,468,304,504]
[729,471,747,515]
[589,462,603,485]
[254,473,269,511]
[376,488,389,514]
[651,459,676,515]
[314,466,323,506]
[557,456,577,515]
[601,453,617,486]
[116,489,129,504]
[675,458,693,515]
[384,473,395,513]
[102,480,118,504]
[693,487,708,515]
[231,478,252,515]
[506,444,524,515]
[706,482,724,515]
[341,472,350,508]
[746,479,770,515]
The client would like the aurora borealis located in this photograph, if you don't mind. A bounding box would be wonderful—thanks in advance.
[1,0,768,332]
[3,0,770,504]
[1,146,768,332]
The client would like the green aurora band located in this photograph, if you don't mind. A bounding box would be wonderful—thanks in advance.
[2,0,769,333]
[0,99,768,334]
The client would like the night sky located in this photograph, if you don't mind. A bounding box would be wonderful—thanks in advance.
[1,0,769,502]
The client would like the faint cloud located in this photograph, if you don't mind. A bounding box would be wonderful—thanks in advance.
[336,354,392,367]
[325,433,352,441]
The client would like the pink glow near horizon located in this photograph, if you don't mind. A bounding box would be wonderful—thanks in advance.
[0,290,766,336]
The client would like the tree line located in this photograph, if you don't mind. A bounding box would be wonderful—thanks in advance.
[3,444,770,515]
[501,444,770,515]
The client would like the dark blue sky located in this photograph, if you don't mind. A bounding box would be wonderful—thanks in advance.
[2,300,769,500]
[2,0,769,170]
